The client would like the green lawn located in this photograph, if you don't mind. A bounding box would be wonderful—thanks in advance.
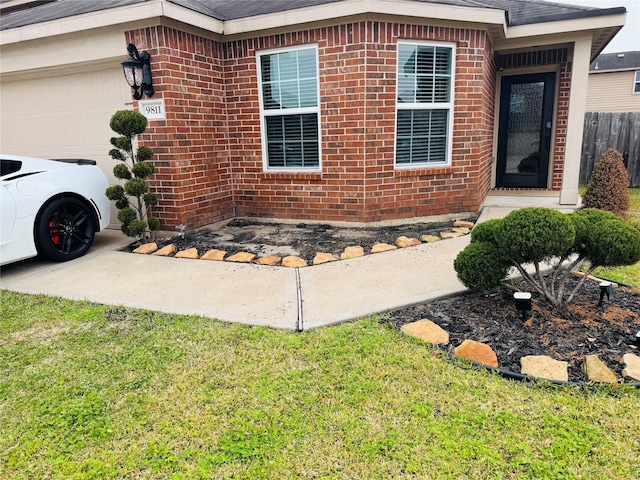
[1,292,639,479]
[579,188,640,286]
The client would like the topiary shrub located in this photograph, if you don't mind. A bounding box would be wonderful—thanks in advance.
[469,218,501,245]
[453,241,511,291]
[105,110,159,242]
[582,148,630,218]
[454,207,640,308]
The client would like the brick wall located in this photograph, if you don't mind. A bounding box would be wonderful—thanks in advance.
[125,27,234,229]
[125,22,568,229]
[226,22,496,223]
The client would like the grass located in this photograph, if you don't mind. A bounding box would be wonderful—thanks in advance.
[578,188,640,287]
[1,292,639,479]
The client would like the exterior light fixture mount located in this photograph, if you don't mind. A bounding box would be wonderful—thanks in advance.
[514,292,532,321]
[121,43,154,100]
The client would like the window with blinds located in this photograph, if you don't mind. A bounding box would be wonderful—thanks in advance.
[396,42,455,166]
[258,46,320,169]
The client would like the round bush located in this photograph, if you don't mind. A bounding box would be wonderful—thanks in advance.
[147,216,160,231]
[470,218,502,245]
[132,161,155,179]
[110,136,132,152]
[110,110,147,137]
[105,185,125,201]
[136,146,154,162]
[122,219,147,239]
[584,218,640,267]
[113,163,132,180]
[117,207,137,225]
[143,192,158,207]
[454,242,511,292]
[124,178,148,197]
[494,207,575,264]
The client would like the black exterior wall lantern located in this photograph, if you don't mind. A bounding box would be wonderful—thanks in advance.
[121,43,154,100]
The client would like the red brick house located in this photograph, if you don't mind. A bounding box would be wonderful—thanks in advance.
[0,0,626,229]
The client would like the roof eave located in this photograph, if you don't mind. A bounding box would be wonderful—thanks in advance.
[495,11,626,61]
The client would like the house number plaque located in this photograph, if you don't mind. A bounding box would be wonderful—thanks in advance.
[138,99,166,120]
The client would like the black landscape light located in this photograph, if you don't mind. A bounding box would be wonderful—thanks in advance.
[598,281,614,307]
[514,292,532,321]
[121,43,154,100]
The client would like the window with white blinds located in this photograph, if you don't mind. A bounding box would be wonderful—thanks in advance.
[396,42,455,166]
[258,46,320,169]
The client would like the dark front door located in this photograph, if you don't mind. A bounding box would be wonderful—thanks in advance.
[496,72,556,188]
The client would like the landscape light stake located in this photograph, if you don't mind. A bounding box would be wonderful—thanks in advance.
[513,292,532,321]
[598,281,613,307]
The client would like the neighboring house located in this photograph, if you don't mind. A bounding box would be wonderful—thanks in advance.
[580,51,640,186]
[0,0,627,230]
[587,50,640,112]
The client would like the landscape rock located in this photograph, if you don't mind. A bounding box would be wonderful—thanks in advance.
[440,231,464,239]
[520,355,568,382]
[453,339,498,368]
[582,355,617,383]
[400,319,449,345]
[175,248,199,259]
[420,234,440,243]
[451,227,470,234]
[341,246,364,259]
[313,252,338,265]
[282,256,308,268]
[621,353,640,381]
[201,249,227,261]
[255,255,281,266]
[226,252,256,263]
[454,220,475,229]
[370,243,397,253]
[133,242,158,254]
[154,244,177,256]
[395,236,421,248]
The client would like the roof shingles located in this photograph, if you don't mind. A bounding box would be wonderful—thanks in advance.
[0,0,626,31]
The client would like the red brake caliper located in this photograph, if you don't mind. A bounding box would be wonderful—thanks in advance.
[49,221,60,245]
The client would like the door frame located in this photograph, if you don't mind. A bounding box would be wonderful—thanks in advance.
[495,71,556,188]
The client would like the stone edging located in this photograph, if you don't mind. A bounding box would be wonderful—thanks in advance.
[130,220,475,267]
[400,318,640,386]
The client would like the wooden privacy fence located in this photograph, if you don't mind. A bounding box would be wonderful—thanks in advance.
[579,111,640,187]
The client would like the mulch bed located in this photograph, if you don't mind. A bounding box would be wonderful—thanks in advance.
[389,276,640,383]
[131,218,639,384]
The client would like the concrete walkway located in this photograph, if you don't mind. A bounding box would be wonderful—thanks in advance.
[0,203,569,330]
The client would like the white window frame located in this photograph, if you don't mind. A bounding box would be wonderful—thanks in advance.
[394,40,456,168]
[256,44,321,172]
[634,71,640,94]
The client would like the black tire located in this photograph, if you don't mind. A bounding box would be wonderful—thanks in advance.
[35,197,96,262]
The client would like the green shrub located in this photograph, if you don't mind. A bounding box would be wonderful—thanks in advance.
[106,110,160,242]
[454,206,640,308]
[453,242,511,291]
[582,148,630,218]
[470,218,502,245]
[494,207,575,263]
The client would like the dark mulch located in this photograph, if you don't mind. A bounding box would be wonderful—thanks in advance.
[144,217,479,265]
[389,276,640,383]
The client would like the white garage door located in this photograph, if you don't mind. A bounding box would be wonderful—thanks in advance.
[1,64,133,225]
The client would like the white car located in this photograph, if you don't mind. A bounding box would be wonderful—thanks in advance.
[1,154,111,266]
